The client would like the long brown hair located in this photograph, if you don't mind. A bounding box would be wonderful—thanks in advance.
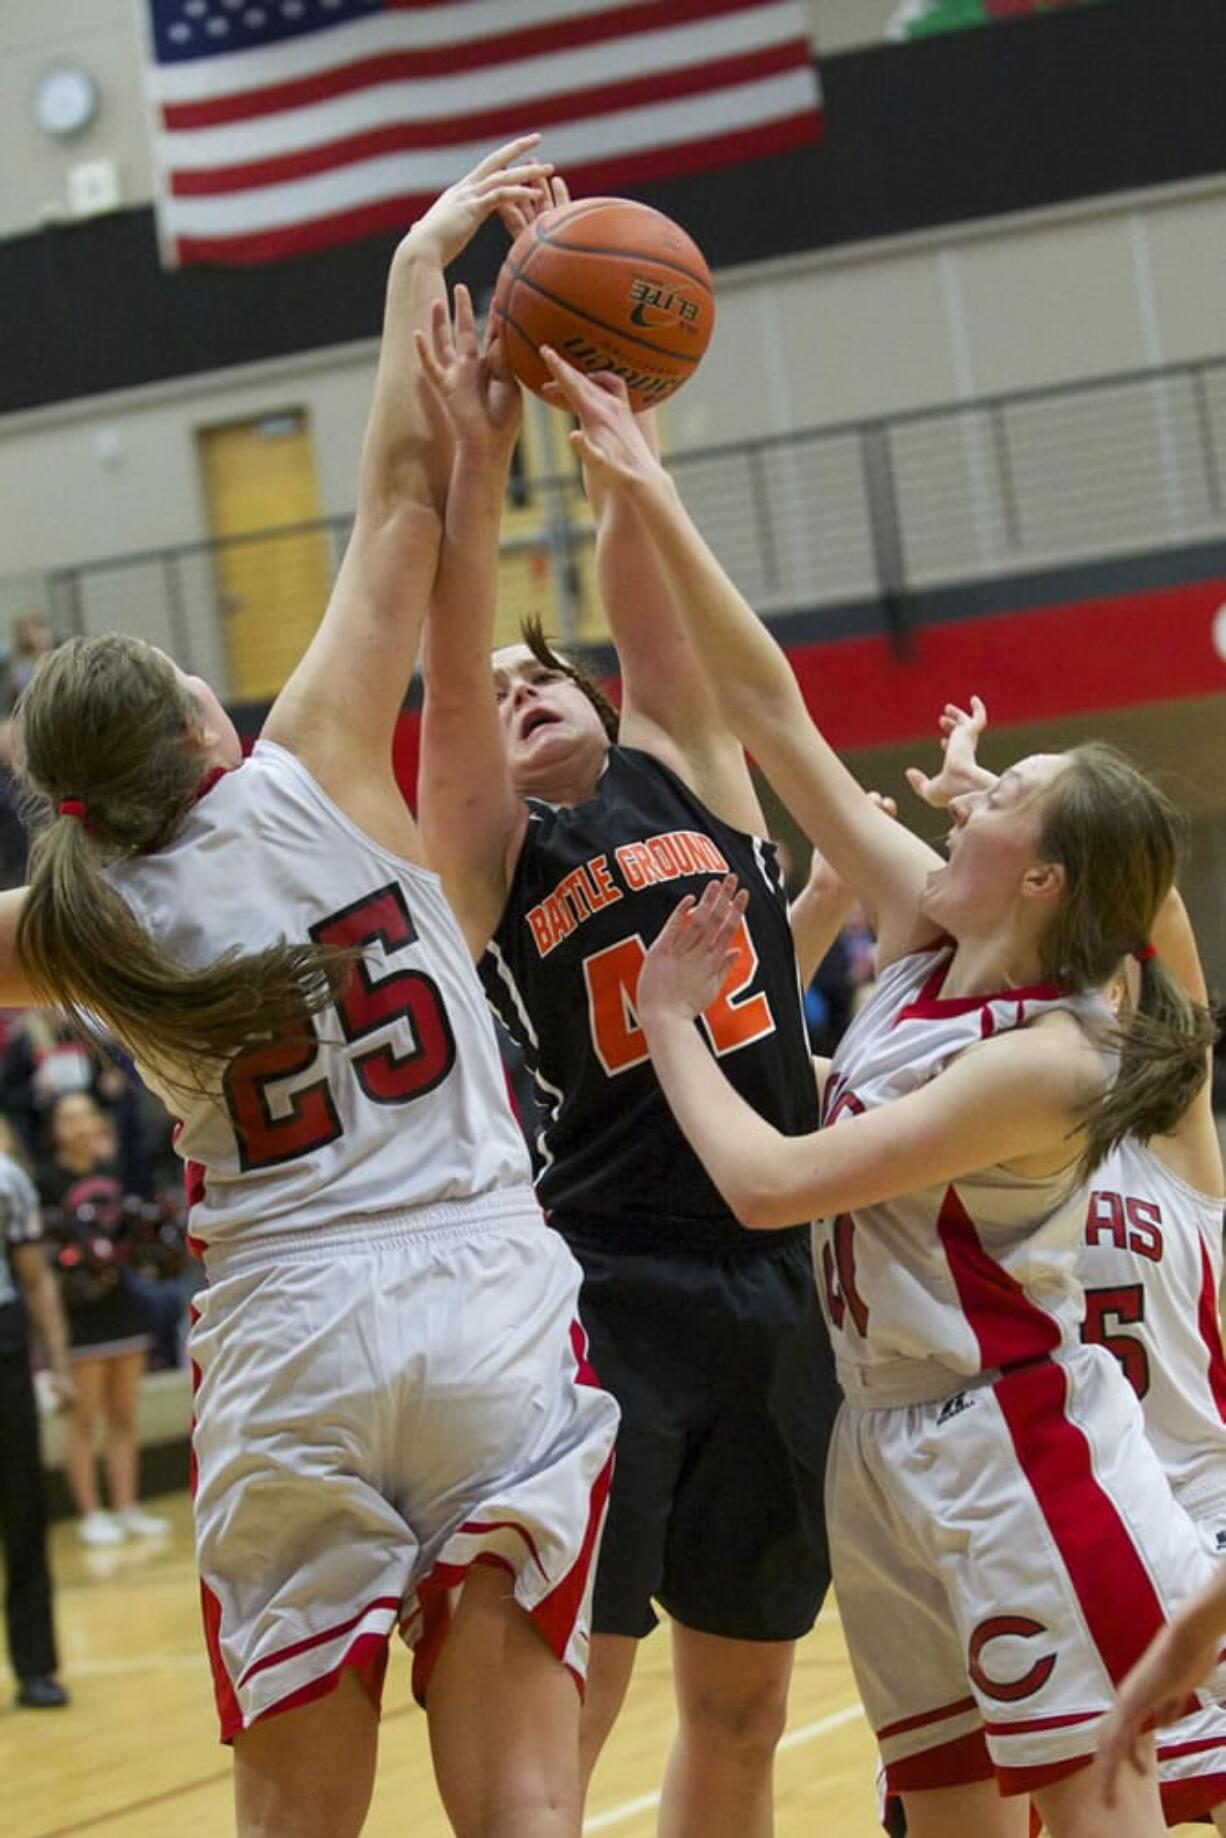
[1035,742,1215,1171]
[520,615,619,741]
[15,634,351,1083]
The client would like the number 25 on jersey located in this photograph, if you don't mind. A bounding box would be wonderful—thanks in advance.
[582,915,775,1078]
[224,884,455,1171]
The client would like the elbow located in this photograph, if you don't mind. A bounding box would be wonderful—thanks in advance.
[725,1178,808,1234]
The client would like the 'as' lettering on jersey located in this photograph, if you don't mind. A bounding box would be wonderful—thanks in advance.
[525,830,731,959]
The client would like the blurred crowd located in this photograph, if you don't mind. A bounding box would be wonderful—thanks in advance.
[0,1006,193,1538]
[0,994,192,1708]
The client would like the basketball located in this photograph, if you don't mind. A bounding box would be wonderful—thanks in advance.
[491,198,715,412]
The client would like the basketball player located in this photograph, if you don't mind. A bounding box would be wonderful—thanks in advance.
[415,217,838,1834]
[908,699,1226,1829]
[0,143,619,1838]
[542,354,1221,1838]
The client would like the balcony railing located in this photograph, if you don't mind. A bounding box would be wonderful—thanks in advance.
[40,354,1226,702]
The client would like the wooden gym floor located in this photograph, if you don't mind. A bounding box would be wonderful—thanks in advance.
[0,1491,1205,1837]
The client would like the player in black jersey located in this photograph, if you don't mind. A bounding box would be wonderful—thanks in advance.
[416,190,838,1836]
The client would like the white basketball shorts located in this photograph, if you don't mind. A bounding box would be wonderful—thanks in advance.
[1148,1495,1226,1824]
[188,1191,619,1742]
[827,1342,1226,1802]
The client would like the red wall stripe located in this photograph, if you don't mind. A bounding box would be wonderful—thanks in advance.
[788,578,1226,752]
[389,577,1226,803]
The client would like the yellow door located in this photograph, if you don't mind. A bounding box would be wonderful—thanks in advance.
[197,410,331,701]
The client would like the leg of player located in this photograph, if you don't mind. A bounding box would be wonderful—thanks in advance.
[427,1562,583,1837]
[231,1667,379,1837]
[580,1633,639,1798]
[901,1781,1029,1837]
[661,1627,793,1838]
[1035,1742,1165,1836]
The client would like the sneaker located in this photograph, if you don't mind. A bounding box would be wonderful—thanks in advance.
[17,1675,69,1709]
[77,1510,126,1547]
[114,1506,171,1538]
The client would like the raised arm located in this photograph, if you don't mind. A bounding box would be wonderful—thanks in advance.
[541,356,943,967]
[788,846,855,991]
[261,138,551,856]
[634,878,1102,1230]
[788,793,896,986]
[416,280,529,955]
[586,403,765,833]
[0,889,33,1008]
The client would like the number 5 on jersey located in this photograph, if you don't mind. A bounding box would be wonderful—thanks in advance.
[582,915,775,1078]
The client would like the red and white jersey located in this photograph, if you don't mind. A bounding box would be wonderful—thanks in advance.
[1080,1138,1226,1520]
[816,943,1112,1390]
[107,741,533,1251]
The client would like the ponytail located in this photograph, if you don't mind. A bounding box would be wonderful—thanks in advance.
[1078,954,1216,1177]
[17,814,351,1084]
[15,634,354,1086]
[1034,742,1215,1177]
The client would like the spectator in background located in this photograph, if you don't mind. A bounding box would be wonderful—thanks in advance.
[0,608,56,907]
[37,1090,167,1548]
[2,610,55,713]
[0,720,29,891]
[0,1116,73,1708]
[1,1010,151,1190]
[91,1108,189,1372]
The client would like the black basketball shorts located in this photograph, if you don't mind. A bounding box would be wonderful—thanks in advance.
[563,1226,839,1642]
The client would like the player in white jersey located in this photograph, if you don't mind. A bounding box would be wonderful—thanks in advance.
[538,358,1221,1838]
[0,144,619,1838]
[911,698,1226,1828]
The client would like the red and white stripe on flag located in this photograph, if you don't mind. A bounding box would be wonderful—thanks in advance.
[143,0,822,268]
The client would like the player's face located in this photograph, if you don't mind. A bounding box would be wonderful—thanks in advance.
[492,644,610,797]
[922,753,1068,935]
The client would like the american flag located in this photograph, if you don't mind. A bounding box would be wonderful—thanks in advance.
[143,0,823,268]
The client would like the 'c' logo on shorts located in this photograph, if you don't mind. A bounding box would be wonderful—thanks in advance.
[968,1616,1056,1703]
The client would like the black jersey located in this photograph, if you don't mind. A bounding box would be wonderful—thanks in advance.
[482,746,818,1252]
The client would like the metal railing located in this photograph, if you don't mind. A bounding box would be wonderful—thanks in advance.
[40,353,1226,701]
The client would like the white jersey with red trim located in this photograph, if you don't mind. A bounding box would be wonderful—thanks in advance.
[816,943,1112,1386]
[106,741,533,1251]
[1080,1138,1226,1519]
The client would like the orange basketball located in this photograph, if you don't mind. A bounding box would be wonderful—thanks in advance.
[491,198,715,412]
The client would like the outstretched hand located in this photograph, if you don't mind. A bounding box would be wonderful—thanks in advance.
[638,876,748,1024]
[499,170,572,243]
[539,351,668,496]
[1097,1603,1225,1809]
[905,696,994,808]
[416,283,521,451]
[405,136,554,269]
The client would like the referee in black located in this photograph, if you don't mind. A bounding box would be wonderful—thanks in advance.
[0,1134,73,1708]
